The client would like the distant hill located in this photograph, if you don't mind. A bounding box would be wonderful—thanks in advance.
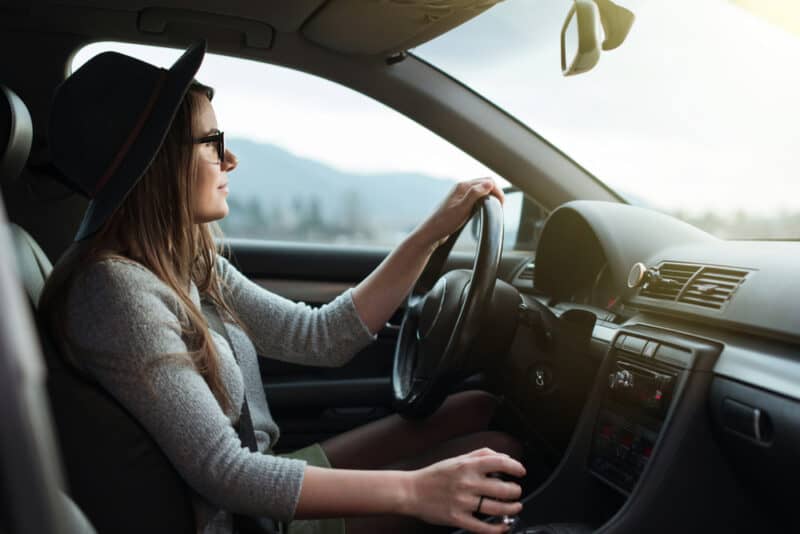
[219,137,800,244]
[219,137,456,243]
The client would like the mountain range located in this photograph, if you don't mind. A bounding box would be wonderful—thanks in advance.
[223,137,456,236]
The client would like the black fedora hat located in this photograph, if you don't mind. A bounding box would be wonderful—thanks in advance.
[49,40,207,241]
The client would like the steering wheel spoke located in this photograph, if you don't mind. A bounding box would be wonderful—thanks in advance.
[407,294,424,318]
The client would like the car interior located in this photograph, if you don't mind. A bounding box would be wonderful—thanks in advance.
[1,1,799,534]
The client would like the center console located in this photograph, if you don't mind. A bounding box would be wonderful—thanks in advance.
[464,324,732,534]
[589,335,680,494]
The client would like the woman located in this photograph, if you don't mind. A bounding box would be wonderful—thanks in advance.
[39,41,525,534]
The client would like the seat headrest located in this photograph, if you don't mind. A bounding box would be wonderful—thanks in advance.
[0,85,33,185]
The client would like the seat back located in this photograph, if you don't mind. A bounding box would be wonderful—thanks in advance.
[44,335,197,534]
[1,83,95,534]
[1,85,195,534]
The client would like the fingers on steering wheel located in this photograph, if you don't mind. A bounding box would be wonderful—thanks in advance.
[464,179,504,210]
[469,181,492,200]
[478,179,504,205]
[459,177,487,191]
[489,180,505,204]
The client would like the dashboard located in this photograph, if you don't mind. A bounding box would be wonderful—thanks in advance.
[533,201,799,343]
[496,200,800,532]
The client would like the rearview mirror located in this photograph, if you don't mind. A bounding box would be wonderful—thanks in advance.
[560,0,600,76]
[595,0,635,51]
[560,0,635,77]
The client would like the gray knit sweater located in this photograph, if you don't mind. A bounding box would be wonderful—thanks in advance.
[64,256,376,533]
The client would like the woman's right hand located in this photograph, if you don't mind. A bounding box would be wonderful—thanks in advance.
[404,448,526,533]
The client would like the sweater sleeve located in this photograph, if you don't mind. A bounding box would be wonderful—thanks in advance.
[65,259,306,523]
[216,255,377,367]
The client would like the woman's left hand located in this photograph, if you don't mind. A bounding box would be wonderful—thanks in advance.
[413,177,505,253]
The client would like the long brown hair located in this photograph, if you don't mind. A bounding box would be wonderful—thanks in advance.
[40,83,240,414]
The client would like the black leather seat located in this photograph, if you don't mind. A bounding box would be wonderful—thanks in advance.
[1,83,96,534]
[1,85,194,534]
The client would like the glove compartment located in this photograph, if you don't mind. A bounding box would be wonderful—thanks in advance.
[709,377,800,528]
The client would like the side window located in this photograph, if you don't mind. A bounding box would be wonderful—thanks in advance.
[72,43,541,250]
[462,189,547,252]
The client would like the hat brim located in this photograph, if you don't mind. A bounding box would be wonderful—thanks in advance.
[74,40,207,241]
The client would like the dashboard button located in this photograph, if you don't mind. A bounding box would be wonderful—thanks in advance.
[623,336,647,354]
[609,369,635,390]
[642,341,658,358]
[615,334,627,348]
[655,344,691,367]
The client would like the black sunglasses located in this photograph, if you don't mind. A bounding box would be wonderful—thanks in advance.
[193,130,225,164]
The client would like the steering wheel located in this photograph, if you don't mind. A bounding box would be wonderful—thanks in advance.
[392,195,504,418]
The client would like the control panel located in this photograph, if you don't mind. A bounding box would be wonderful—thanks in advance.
[589,334,680,494]
[606,360,675,418]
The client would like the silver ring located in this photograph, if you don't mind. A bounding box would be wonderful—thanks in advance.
[475,495,485,514]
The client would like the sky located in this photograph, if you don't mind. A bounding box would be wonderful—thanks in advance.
[417,0,800,217]
[73,0,800,218]
[72,42,497,186]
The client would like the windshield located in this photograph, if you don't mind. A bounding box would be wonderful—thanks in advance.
[417,0,800,239]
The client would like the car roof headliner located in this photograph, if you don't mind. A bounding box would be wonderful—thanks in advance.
[3,0,503,57]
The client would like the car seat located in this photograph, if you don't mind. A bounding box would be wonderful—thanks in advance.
[1,84,195,534]
[1,83,96,534]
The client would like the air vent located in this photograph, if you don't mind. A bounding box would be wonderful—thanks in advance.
[639,262,700,301]
[518,262,535,280]
[514,262,535,286]
[678,267,749,309]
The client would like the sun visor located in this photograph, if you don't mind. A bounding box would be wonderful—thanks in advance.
[303,0,504,56]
